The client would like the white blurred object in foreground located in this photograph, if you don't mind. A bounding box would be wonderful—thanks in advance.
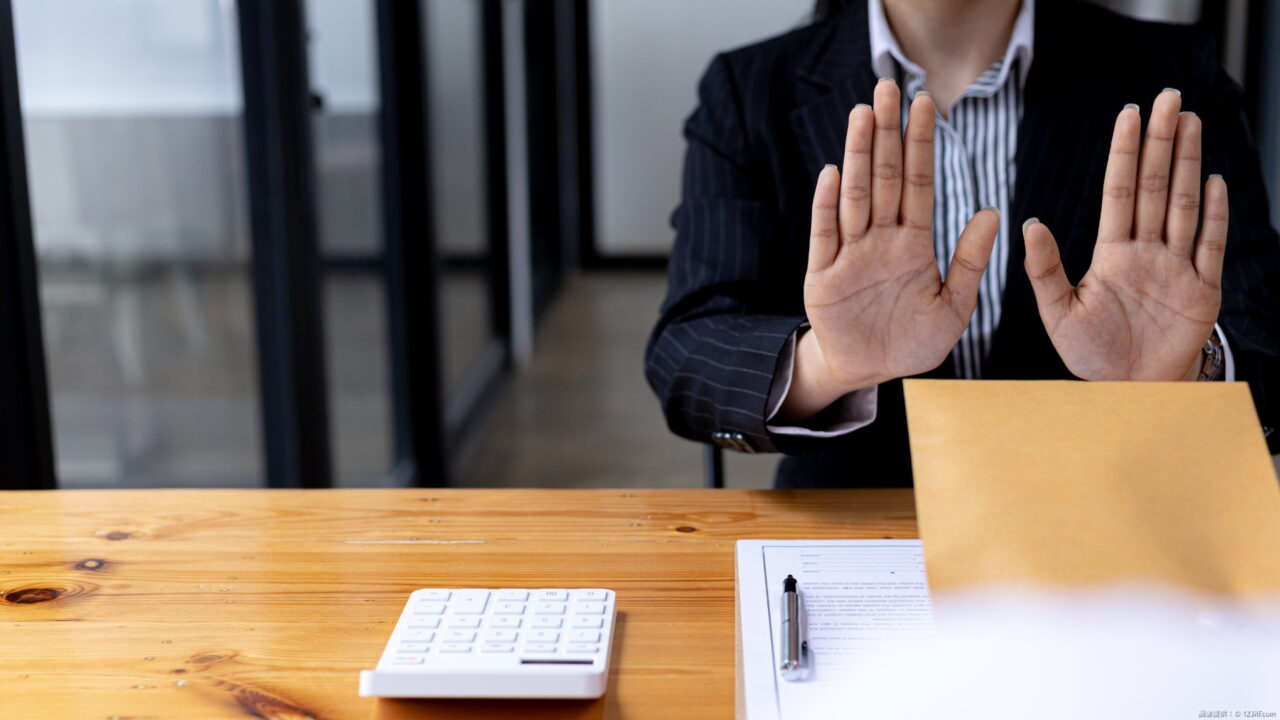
[839,586,1280,719]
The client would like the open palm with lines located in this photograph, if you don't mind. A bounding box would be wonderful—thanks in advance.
[1021,89,1227,381]
[802,78,1000,392]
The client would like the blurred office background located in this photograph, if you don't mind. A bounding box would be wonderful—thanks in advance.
[1,0,1277,491]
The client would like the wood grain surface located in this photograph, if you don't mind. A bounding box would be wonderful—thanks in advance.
[0,489,916,719]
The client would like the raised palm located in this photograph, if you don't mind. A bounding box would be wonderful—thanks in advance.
[1022,90,1228,381]
[805,79,1000,388]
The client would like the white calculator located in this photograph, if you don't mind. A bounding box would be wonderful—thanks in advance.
[359,588,617,699]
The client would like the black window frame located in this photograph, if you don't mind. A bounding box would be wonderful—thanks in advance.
[238,0,334,489]
[0,0,55,490]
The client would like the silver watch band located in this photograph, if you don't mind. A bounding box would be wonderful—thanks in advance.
[1196,330,1226,382]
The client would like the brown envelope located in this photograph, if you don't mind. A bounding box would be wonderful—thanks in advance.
[903,379,1280,597]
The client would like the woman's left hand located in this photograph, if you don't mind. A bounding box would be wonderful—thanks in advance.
[1021,89,1227,381]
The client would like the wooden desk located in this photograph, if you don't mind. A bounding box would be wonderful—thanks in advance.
[0,489,916,719]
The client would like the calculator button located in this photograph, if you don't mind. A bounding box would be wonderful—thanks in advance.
[452,590,490,614]
[493,602,525,615]
[380,588,617,680]
[485,630,518,643]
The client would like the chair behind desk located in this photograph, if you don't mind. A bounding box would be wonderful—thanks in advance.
[704,445,724,488]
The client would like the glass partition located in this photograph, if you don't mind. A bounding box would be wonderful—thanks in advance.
[15,0,262,487]
[425,0,501,426]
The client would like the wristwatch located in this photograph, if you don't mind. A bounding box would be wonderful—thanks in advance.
[1195,330,1225,382]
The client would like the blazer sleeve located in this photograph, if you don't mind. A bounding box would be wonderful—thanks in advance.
[1194,32,1280,453]
[644,54,809,454]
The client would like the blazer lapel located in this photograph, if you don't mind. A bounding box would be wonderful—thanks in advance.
[789,0,878,180]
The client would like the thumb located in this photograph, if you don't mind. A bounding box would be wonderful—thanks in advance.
[941,207,999,314]
[1022,218,1074,325]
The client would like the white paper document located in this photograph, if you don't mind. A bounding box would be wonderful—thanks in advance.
[736,540,934,719]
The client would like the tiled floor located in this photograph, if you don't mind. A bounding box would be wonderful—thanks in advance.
[41,265,779,489]
[456,271,779,489]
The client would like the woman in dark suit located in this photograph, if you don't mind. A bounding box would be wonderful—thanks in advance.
[645,0,1280,487]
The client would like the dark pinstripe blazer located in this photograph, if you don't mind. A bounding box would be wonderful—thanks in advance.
[644,0,1280,488]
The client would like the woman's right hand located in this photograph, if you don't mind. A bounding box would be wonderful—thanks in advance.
[777,79,1000,423]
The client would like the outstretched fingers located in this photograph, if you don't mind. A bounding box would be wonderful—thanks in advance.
[808,164,842,272]
[839,103,875,240]
[942,207,1000,314]
[870,78,903,228]
[1165,111,1202,258]
[1022,218,1074,327]
[1195,174,1229,288]
[1098,104,1141,243]
[900,91,936,233]
[1134,89,1182,242]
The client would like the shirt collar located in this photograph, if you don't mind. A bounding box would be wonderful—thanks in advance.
[868,0,1035,92]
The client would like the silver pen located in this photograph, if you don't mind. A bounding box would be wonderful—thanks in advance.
[779,575,809,680]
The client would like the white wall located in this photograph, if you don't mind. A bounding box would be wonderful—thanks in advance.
[13,0,241,116]
[16,0,387,260]
[14,0,382,116]
[590,0,811,256]
[307,0,379,113]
